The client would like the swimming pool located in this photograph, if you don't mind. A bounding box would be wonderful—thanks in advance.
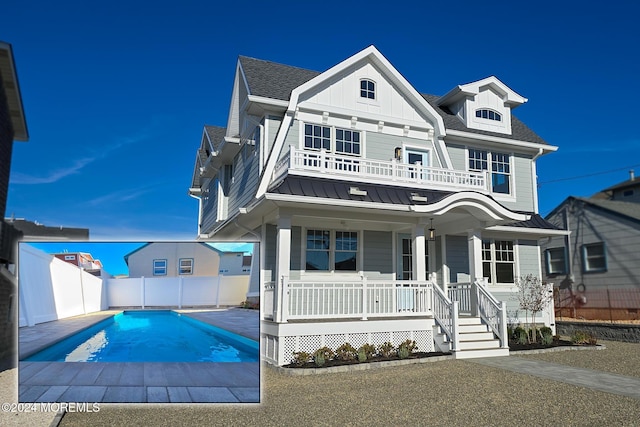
[24,311,259,362]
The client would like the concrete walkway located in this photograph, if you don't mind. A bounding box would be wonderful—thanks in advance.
[470,356,640,399]
[17,308,260,404]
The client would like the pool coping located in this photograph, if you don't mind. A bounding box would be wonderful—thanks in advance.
[18,308,260,404]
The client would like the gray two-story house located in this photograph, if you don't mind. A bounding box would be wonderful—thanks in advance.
[542,172,640,321]
[189,46,565,365]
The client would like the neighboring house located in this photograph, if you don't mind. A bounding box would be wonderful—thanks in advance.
[53,251,103,276]
[5,218,89,241]
[542,171,640,321]
[189,46,565,364]
[124,242,249,278]
[0,41,28,367]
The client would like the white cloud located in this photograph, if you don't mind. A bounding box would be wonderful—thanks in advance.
[10,157,96,184]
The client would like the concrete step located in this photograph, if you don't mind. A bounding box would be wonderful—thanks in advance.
[459,331,495,341]
[458,316,483,325]
[457,324,489,333]
[458,339,500,351]
[453,347,509,359]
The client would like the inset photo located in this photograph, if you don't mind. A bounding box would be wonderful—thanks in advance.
[18,241,260,404]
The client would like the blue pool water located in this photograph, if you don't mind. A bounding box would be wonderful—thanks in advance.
[24,311,259,362]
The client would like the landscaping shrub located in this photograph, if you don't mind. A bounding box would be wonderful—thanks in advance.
[313,346,335,362]
[335,343,357,361]
[513,326,528,345]
[292,351,312,366]
[570,330,597,345]
[377,342,395,358]
[357,344,376,361]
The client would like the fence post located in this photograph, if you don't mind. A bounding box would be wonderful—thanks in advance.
[216,275,222,308]
[451,301,459,352]
[141,276,145,309]
[361,274,368,320]
[500,301,508,348]
[280,275,289,323]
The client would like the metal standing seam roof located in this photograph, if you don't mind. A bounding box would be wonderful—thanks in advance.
[237,55,548,145]
[270,176,560,231]
[269,175,452,205]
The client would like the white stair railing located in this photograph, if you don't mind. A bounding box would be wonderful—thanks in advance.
[474,280,509,348]
[432,284,459,352]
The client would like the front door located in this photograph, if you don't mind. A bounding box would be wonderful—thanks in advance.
[405,149,430,180]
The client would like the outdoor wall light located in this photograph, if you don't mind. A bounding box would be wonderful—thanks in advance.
[428,218,436,241]
[394,146,402,160]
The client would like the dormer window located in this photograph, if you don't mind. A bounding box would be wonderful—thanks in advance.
[360,79,375,100]
[475,109,502,121]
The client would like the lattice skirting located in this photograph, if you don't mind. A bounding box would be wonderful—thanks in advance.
[263,328,434,365]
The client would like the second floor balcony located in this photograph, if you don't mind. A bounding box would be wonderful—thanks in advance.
[273,146,488,193]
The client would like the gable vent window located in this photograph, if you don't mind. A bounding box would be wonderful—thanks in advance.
[475,109,502,121]
[360,79,375,100]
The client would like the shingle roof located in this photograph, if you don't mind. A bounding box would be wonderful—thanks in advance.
[239,56,321,101]
[599,177,640,193]
[420,94,547,145]
[238,56,547,145]
[204,125,226,152]
[575,197,640,222]
[7,219,89,239]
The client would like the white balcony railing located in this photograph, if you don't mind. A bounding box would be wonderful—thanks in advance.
[273,146,488,192]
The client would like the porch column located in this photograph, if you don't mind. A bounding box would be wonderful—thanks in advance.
[412,225,426,281]
[468,230,483,283]
[275,215,291,323]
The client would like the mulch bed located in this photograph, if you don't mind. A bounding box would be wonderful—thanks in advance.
[283,351,451,369]
[508,339,596,351]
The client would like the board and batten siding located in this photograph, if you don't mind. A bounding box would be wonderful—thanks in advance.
[362,231,393,275]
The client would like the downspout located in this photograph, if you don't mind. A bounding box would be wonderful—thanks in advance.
[531,148,544,214]
[188,192,203,237]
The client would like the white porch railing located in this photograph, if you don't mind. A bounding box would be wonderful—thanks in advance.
[273,147,488,192]
[448,283,473,315]
[475,281,509,348]
[433,284,459,352]
[262,281,275,320]
[275,278,434,321]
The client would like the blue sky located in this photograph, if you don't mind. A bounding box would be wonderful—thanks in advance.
[24,242,254,276]
[4,1,640,240]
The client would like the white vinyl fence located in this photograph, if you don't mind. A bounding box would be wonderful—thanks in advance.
[19,245,250,327]
[19,245,108,327]
[105,275,249,308]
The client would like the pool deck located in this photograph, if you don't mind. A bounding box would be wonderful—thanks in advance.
[18,308,260,404]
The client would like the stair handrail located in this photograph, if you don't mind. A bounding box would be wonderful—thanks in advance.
[474,280,508,348]
[432,284,459,352]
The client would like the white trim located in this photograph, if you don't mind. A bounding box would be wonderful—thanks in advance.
[247,95,289,108]
[257,46,459,197]
[447,129,557,153]
[486,225,569,236]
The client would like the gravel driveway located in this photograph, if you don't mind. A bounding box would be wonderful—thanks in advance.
[57,340,640,427]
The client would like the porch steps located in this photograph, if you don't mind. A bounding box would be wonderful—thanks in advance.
[436,316,509,359]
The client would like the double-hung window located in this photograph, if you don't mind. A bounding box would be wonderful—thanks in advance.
[179,258,193,275]
[545,247,567,275]
[303,124,361,155]
[304,124,331,150]
[482,240,515,284]
[581,242,607,273]
[468,148,512,195]
[153,259,167,276]
[305,229,358,271]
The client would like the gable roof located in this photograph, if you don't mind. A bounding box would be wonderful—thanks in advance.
[599,176,640,193]
[123,242,223,265]
[546,196,640,224]
[238,54,547,145]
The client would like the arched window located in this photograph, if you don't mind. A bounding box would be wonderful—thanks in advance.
[360,79,375,100]
[475,108,502,121]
